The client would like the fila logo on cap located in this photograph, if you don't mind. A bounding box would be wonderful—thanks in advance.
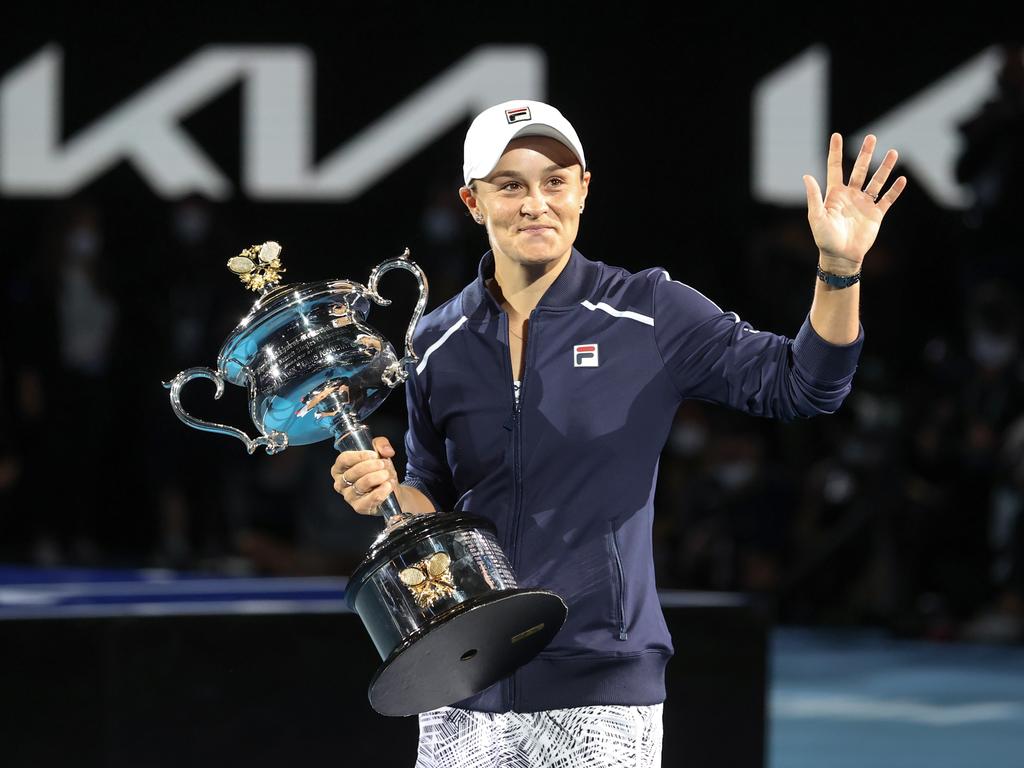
[505,106,532,124]
[574,344,599,367]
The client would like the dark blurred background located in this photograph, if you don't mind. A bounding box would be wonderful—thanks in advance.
[1,6,1021,646]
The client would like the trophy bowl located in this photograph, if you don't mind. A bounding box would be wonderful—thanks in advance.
[162,242,567,716]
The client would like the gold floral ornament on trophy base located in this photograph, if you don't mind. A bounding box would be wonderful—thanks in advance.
[399,552,456,610]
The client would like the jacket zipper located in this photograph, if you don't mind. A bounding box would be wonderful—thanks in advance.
[505,308,535,711]
[609,523,629,640]
[509,387,520,711]
[511,336,527,576]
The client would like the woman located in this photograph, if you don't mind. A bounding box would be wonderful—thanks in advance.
[331,99,906,767]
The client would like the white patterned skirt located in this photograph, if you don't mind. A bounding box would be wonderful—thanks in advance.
[415,702,664,768]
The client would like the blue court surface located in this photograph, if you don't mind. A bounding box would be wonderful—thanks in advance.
[2,565,1022,767]
[769,627,1024,768]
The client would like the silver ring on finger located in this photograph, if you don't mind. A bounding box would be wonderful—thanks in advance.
[863,188,879,202]
[342,472,355,487]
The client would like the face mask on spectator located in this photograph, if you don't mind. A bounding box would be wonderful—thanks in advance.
[65,226,101,264]
[670,423,708,457]
[712,460,756,491]
[969,330,1015,369]
[173,205,211,245]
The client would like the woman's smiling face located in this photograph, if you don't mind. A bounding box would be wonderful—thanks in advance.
[461,135,590,271]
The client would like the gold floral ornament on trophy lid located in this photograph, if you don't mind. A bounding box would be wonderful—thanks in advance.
[227,241,287,293]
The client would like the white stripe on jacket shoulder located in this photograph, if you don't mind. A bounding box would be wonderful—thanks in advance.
[660,269,751,328]
[415,316,468,375]
[580,300,654,326]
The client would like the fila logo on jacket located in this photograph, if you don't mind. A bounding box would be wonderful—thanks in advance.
[573,344,599,367]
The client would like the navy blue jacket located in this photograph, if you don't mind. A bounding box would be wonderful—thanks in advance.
[399,245,864,713]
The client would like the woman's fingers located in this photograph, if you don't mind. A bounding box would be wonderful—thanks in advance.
[331,450,377,481]
[847,134,876,190]
[826,133,844,191]
[369,436,400,485]
[352,467,392,495]
[333,449,372,470]
[330,441,398,516]
[332,460,395,515]
[333,459,382,491]
[351,478,394,515]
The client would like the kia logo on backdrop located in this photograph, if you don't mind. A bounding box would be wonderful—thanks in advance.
[0,44,547,200]
[0,43,1001,203]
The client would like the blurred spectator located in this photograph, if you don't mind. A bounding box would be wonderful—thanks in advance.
[416,178,482,301]
[0,347,23,553]
[226,413,410,577]
[955,44,1024,289]
[960,399,1024,643]
[149,194,243,568]
[666,418,792,596]
[7,201,120,565]
[776,362,904,626]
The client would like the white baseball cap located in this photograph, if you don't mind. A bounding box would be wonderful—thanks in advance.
[462,99,586,186]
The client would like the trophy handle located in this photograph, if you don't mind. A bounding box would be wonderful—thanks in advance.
[162,367,289,455]
[365,247,428,388]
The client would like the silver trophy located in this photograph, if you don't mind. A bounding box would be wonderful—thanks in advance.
[162,242,567,716]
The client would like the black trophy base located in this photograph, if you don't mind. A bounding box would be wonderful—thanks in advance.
[368,589,567,717]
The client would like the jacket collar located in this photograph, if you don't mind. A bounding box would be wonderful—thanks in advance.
[461,245,600,319]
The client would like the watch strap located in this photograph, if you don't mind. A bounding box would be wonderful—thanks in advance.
[816,263,861,288]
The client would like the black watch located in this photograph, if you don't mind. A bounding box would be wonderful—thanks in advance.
[816,263,861,288]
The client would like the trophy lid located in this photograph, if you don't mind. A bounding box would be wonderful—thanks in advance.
[217,242,372,386]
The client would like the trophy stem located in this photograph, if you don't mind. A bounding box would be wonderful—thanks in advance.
[331,411,416,529]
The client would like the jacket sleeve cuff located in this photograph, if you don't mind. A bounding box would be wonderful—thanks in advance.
[791,312,865,384]
[401,475,444,514]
